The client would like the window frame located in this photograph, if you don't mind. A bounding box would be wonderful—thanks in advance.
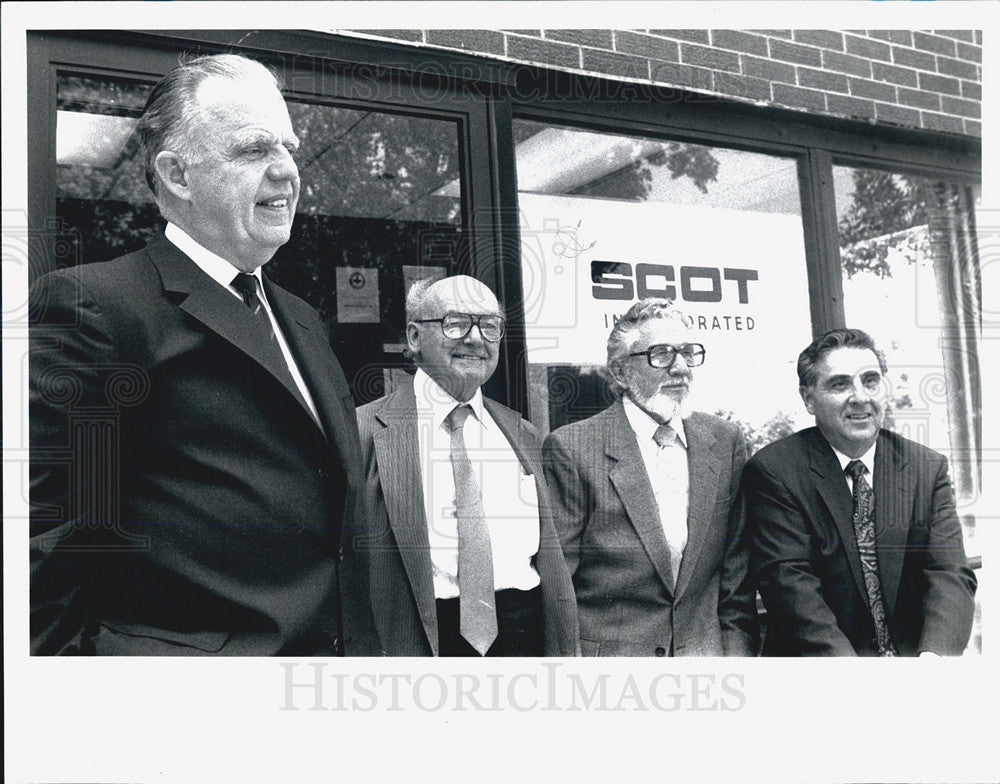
[27,29,983,415]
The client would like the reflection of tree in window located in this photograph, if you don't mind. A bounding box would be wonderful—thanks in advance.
[513,122,720,201]
[837,169,932,279]
[288,103,462,223]
[569,142,719,200]
[56,75,161,265]
[836,166,981,498]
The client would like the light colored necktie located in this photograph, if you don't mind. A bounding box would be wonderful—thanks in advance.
[845,459,897,656]
[653,422,686,590]
[445,404,498,655]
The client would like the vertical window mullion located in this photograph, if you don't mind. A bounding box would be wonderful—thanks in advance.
[798,148,846,336]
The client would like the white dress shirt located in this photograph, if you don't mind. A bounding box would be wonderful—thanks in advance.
[829,440,878,496]
[412,368,541,599]
[622,396,689,587]
[165,223,320,425]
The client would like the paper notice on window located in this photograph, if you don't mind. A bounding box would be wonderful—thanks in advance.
[336,267,379,323]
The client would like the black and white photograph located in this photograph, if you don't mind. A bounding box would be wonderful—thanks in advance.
[3,1,996,782]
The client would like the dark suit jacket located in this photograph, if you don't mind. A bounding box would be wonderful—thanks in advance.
[30,236,364,655]
[745,427,976,656]
[542,401,758,656]
[342,377,579,656]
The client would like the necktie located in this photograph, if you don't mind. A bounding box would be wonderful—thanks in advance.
[445,404,498,656]
[653,422,686,590]
[231,272,312,419]
[232,272,269,319]
[845,459,897,656]
[231,272,282,356]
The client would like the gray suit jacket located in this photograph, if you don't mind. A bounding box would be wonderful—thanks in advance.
[542,400,758,656]
[342,377,579,656]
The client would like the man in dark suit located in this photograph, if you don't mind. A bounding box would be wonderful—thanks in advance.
[543,299,758,656]
[30,54,363,655]
[745,327,976,656]
[344,275,578,656]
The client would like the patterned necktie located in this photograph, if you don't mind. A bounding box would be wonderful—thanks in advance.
[845,459,897,656]
[653,422,686,590]
[445,404,498,656]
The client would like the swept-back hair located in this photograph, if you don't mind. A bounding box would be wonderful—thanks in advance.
[797,327,887,387]
[605,298,693,397]
[136,53,282,196]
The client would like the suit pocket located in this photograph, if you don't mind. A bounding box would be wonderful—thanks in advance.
[95,620,231,655]
[580,638,602,656]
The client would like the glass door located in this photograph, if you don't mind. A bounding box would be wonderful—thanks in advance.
[47,52,480,405]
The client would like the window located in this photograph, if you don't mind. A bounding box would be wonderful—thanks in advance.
[834,163,982,549]
[513,119,813,452]
[51,67,471,404]
[56,74,160,262]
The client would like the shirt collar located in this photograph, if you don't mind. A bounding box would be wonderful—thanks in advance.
[622,395,687,448]
[165,222,262,291]
[829,439,877,478]
[412,367,486,431]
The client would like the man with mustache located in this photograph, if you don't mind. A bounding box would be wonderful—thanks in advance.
[345,275,578,656]
[30,54,363,655]
[745,328,976,655]
[542,298,758,656]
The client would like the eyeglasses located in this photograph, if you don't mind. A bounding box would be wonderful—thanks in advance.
[628,343,706,369]
[414,312,507,342]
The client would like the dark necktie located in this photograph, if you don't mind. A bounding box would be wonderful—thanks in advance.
[845,459,897,656]
[231,272,314,421]
[232,272,270,321]
[445,404,497,656]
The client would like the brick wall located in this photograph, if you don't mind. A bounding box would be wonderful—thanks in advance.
[346,29,982,137]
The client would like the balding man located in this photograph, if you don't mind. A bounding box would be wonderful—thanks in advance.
[30,54,363,655]
[343,275,578,656]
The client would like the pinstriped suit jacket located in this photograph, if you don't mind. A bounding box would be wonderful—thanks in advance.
[341,376,579,656]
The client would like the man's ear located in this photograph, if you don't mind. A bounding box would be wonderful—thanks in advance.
[152,151,192,202]
[405,322,421,355]
[799,384,815,414]
[608,361,628,389]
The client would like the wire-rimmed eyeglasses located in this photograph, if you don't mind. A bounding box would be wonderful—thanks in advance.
[414,312,507,342]
[627,343,706,368]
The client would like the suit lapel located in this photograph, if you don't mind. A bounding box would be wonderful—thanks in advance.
[675,418,722,597]
[264,278,352,451]
[807,430,869,603]
[372,380,439,653]
[149,239,321,434]
[606,402,676,595]
[873,431,912,619]
[483,398,536,475]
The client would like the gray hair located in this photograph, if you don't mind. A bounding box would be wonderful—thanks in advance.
[403,275,444,361]
[797,327,888,388]
[136,53,283,196]
[404,275,442,323]
[605,298,693,397]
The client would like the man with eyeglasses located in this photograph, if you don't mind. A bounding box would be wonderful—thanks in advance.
[744,328,976,656]
[344,275,579,656]
[542,298,758,656]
